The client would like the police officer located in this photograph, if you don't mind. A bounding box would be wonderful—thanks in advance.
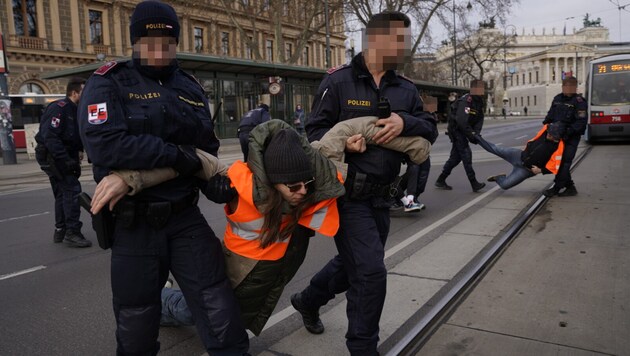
[77,2,248,355]
[237,103,270,161]
[289,12,438,356]
[542,76,587,197]
[35,77,91,248]
[435,80,487,192]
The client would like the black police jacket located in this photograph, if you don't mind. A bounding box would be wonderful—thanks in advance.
[543,93,587,138]
[35,97,83,162]
[306,53,438,184]
[238,107,271,132]
[451,94,484,139]
[78,60,219,202]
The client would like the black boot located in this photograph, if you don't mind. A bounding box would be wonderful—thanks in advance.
[558,184,578,197]
[543,186,559,197]
[470,179,486,192]
[53,228,65,243]
[291,293,324,334]
[64,230,92,248]
[435,173,452,190]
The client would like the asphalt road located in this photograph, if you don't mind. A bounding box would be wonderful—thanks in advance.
[0,118,544,355]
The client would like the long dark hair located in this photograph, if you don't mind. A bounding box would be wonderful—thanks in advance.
[258,186,314,249]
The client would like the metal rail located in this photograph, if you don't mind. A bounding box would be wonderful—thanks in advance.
[385,145,593,356]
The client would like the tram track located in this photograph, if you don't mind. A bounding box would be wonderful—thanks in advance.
[384,144,594,356]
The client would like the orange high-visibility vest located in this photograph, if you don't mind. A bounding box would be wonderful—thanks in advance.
[527,124,565,175]
[224,161,340,261]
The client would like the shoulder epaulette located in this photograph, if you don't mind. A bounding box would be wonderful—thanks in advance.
[398,74,414,84]
[56,100,67,107]
[576,96,584,103]
[180,70,204,91]
[327,64,348,75]
[94,61,120,76]
[466,95,473,103]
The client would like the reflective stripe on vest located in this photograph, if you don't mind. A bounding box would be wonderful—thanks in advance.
[224,160,339,261]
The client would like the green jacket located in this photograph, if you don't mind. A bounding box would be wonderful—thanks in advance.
[224,119,345,335]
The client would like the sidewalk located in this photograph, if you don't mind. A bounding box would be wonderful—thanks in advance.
[418,144,630,355]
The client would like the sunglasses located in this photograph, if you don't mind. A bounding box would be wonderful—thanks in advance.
[285,178,315,193]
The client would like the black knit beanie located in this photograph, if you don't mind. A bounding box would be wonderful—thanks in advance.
[264,129,313,184]
[130,1,180,44]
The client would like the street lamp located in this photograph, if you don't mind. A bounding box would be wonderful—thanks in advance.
[452,0,473,86]
[502,24,516,119]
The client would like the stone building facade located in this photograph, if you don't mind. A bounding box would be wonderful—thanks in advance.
[0,0,346,95]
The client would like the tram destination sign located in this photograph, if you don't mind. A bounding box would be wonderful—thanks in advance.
[594,60,630,75]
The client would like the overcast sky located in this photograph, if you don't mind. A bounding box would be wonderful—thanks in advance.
[507,0,630,42]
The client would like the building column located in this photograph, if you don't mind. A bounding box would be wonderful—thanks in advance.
[112,4,123,56]
[49,0,62,51]
[70,0,81,52]
[181,16,190,52]
[546,59,550,84]
[581,56,586,82]
[554,57,559,83]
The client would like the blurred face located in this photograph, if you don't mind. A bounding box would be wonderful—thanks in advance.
[274,179,314,206]
[133,36,177,67]
[470,85,485,96]
[365,21,411,71]
[562,83,577,96]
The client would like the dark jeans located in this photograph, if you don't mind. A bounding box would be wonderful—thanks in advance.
[48,174,82,232]
[554,135,580,189]
[301,199,389,356]
[111,205,248,356]
[477,136,534,189]
[442,130,477,181]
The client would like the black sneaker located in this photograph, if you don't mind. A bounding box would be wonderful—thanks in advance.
[53,228,65,243]
[291,293,324,334]
[435,180,453,190]
[389,199,404,212]
[558,185,578,197]
[543,187,559,197]
[471,181,486,192]
[64,231,92,248]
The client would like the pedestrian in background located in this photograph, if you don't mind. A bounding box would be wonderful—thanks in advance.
[238,103,271,161]
[293,104,305,135]
[77,1,249,354]
[435,80,486,192]
[34,77,91,248]
[291,11,438,356]
[542,76,587,197]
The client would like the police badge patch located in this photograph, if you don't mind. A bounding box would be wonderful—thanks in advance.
[88,103,108,125]
[51,116,61,128]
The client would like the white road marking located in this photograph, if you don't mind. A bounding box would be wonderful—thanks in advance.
[258,185,501,334]
[0,212,50,223]
[0,186,49,196]
[0,265,47,281]
[514,135,527,140]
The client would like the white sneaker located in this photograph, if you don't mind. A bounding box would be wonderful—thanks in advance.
[404,202,422,212]
[164,278,173,289]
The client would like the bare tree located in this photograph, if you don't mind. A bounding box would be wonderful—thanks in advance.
[457,25,514,81]
[343,0,519,75]
[218,0,345,65]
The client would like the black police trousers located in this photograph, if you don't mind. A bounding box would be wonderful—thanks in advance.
[554,134,580,189]
[48,174,82,232]
[301,199,390,356]
[442,130,477,181]
[111,205,248,356]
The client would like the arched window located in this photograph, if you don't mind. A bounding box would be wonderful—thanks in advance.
[13,0,38,37]
[19,82,45,94]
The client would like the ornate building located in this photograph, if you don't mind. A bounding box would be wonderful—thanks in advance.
[0,0,346,95]
[434,24,630,115]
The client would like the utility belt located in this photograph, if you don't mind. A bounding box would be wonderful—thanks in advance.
[34,143,63,180]
[344,171,397,201]
[114,189,199,229]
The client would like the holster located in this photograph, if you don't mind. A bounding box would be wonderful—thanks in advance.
[35,144,63,180]
[346,172,396,202]
[79,192,115,250]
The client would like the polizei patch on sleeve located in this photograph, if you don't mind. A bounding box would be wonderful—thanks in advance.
[87,103,108,125]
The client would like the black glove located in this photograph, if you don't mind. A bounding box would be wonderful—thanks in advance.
[542,117,552,125]
[202,174,237,204]
[466,133,479,144]
[65,159,81,176]
[173,145,201,177]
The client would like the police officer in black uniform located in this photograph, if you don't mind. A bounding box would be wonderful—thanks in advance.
[542,76,587,197]
[77,2,248,355]
[237,103,270,161]
[435,80,487,192]
[35,77,92,248]
[290,12,438,356]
